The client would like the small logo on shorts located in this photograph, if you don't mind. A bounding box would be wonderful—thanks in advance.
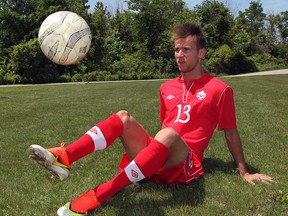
[196,90,206,100]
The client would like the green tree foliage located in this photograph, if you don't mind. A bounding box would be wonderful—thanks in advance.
[0,0,287,84]
[242,1,266,55]
[270,11,288,64]
[276,11,288,44]
[127,0,186,58]
[230,12,251,54]
[110,10,134,54]
[87,2,111,71]
[204,44,257,75]
[195,0,234,50]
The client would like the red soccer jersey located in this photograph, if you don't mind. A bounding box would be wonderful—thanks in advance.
[160,72,236,163]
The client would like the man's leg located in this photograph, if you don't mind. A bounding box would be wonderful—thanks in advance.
[65,113,124,163]
[154,127,189,169]
[118,110,188,168]
[29,110,135,180]
[58,116,189,215]
[58,138,171,215]
[94,126,189,203]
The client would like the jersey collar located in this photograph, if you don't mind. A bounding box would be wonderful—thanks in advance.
[178,72,210,85]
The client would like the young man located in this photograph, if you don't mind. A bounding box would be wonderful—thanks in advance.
[29,23,274,215]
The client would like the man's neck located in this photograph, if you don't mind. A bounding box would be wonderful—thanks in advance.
[181,70,205,84]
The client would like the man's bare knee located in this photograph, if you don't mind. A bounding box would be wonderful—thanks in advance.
[116,110,148,159]
[116,110,131,124]
[154,128,188,168]
[116,110,129,118]
[154,128,182,148]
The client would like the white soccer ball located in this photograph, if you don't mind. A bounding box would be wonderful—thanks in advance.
[38,11,92,65]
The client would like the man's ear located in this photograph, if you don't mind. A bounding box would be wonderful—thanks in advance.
[199,48,206,60]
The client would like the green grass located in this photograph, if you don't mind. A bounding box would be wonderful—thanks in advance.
[0,75,287,215]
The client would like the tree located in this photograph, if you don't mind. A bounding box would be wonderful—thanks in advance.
[276,11,288,44]
[0,0,41,63]
[273,11,288,62]
[0,0,93,84]
[195,0,234,50]
[264,13,280,52]
[0,0,287,84]
[230,11,251,54]
[66,0,89,16]
[8,38,68,83]
[204,44,257,75]
[103,29,126,73]
[0,0,42,83]
[127,0,186,58]
[242,1,266,55]
[87,2,111,71]
[110,10,134,54]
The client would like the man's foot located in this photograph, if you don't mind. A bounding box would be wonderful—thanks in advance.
[29,142,71,180]
[57,190,101,216]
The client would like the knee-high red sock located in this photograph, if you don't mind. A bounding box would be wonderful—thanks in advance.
[94,139,170,203]
[66,114,123,164]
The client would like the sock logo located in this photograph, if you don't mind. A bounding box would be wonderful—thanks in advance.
[89,127,98,134]
[131,169,138,179]
[86,126,107,150]
[124,161,145,183]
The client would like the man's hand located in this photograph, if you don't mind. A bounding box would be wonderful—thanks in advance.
[242,173,275,185]
[223,129,275,186]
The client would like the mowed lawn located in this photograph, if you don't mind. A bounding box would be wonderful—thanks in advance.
[0,75,287,216]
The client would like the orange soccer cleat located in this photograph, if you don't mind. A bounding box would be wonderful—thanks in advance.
[29,142,71,180]
[57,190,102,216]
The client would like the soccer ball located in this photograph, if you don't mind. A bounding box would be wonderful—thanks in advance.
[38,11,92,65]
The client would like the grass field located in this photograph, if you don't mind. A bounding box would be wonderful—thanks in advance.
[0,75,287,215]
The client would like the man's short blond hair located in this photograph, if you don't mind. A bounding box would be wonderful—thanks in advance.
[171,23,206,50]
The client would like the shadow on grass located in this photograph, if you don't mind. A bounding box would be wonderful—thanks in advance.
[102,178,205,216]
[203,157,260,175]
[92,157,260,215]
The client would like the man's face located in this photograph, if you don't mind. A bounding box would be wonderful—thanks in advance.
[174,35,205,74]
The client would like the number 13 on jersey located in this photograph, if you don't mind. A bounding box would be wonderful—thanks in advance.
[174,104,191,123]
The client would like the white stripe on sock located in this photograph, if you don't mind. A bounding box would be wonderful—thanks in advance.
[85,126,107,150]
[124,160,145,183]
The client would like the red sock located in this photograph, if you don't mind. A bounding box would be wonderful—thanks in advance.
[94,139,170,203]
[66,114,123,164]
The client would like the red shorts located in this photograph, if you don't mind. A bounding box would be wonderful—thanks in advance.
[118,136,204,185]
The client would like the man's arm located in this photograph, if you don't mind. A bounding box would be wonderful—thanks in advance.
[224,128,274,185]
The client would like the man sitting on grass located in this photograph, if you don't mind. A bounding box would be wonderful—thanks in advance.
[29,22,274,216]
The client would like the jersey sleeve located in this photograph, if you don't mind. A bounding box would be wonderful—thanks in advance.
[217,86,237,130]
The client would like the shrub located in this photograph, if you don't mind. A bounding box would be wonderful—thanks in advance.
[59,74,72,83]
[3,71,22,84]
[248,54,285,71]
[71,73,84,82]
[205,45,257,75]
[83,71,111,81]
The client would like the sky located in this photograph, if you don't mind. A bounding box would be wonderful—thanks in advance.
[87,0,288,15]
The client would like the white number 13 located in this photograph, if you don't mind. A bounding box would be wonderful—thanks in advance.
[174,104,191,123]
